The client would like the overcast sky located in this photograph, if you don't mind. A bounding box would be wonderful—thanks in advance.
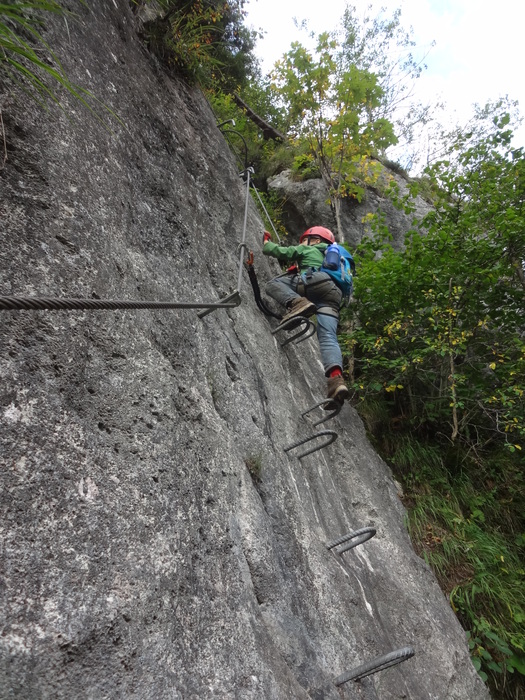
[245,0,524,165]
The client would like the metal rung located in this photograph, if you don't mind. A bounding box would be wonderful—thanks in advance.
[302,399,342,426]
[326,527,376,554]
[271,316,316,346]
[334,647,415,686]
[283,430,338,459]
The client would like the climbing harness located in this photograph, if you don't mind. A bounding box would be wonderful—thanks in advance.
[326,527,376,555]
[334,647,415,686]
[244,252,317,345]
[244,249,317,346]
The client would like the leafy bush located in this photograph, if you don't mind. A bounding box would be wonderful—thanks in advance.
[142,0,259,89]
[1,2,84,104]
[1,1,117,130]
[343,103,525,697]
[208,87,289,180]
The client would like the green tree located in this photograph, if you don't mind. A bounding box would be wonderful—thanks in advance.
[208,81,290,182]
[338,4,438,171]
[342,103,525,693]
[349,106,525,448]
[270,31,397,239]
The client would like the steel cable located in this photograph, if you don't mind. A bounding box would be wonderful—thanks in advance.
[0,296,240,312]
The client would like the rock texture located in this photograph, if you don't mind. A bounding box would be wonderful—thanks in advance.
[267,170,432,249]
[0,3,490,699]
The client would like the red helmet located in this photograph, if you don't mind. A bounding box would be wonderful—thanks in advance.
[299,226,335,244]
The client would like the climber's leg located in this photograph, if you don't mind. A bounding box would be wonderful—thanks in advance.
[317,310,350,407]
[266,276,316,321]
[316,311,343,375]
[265,275,299,307]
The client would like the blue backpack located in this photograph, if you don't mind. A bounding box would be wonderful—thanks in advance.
[321,244,355,301]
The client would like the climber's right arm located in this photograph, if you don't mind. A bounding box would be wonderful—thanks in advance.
[262,240,298,265]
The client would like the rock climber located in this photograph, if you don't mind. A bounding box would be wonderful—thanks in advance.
[262,226,350,408]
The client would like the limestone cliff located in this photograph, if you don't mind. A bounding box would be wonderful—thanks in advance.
[0,3,490,699]
[267,170,431,250]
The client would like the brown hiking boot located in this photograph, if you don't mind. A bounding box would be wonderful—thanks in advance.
[281,297,316,324]
[325,375,350,409]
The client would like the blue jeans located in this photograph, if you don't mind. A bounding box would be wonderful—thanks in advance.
[265,272,343,375]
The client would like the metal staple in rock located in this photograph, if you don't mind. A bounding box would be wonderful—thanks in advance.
[302,398,342,426]
[326,527,377,554]
[283,430,338,459]
[271,316,316,346]
[334,646,415,686]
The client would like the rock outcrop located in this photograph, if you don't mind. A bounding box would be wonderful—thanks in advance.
[0,3,489,699]
[267,170,432,249]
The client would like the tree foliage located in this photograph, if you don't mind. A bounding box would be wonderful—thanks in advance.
[337,4,438,171]
[348,105,525,450]
[143,0,259,89]
[269,31,397,239]
[208,83,291,183]
[342,103,525,694]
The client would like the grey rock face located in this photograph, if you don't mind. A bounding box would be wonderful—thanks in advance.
[267,170,432,249]
[0,2,489,699]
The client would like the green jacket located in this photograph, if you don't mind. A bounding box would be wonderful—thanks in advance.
[263,240,327,273]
